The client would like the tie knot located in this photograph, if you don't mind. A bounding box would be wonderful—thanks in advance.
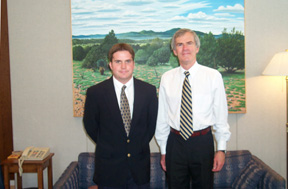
[122,85,127,92]
[184,71,190,77]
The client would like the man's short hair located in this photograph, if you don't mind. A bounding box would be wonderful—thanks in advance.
[171,29,201,50]
[108,43,135,62]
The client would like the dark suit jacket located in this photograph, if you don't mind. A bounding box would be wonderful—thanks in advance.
[83,77,158,187]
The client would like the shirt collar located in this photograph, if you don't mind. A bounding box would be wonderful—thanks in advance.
[180,61,199,77]
[113,76,133,90]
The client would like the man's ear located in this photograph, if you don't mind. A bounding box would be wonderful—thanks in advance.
[173,50,178,56]
[109,62,112,70]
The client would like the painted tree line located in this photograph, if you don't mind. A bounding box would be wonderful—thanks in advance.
[73,28,244,74]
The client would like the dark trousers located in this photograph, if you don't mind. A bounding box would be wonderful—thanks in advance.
[98,170,150,189]
[166,129,214,189]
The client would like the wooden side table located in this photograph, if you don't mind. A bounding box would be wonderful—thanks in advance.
[1,153,54,189]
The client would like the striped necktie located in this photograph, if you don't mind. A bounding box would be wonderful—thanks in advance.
[180,71,193,140]
[120,85,131,136]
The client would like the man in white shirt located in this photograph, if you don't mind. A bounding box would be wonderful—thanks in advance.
[155,28,231,189]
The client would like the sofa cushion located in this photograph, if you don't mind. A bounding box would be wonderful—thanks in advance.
[232,159,265,189]
[213,150,252,188]
[78,152,96,189]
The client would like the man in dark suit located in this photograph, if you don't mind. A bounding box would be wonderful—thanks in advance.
[83,43,158,189]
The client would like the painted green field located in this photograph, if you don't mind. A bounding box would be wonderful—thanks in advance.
[222,72,246,113]
[73,61,245,116]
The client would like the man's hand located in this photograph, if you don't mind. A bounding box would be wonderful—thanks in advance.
[212,151,225,172]
[160,154,166,171]
[88,185,98,189]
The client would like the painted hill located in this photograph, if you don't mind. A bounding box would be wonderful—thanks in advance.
[72,28,207,40]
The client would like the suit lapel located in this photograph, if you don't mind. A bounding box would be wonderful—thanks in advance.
[104,77,127,136]
[130,78,142,135]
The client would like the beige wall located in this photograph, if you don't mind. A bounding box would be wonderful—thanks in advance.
[7,0,288,187]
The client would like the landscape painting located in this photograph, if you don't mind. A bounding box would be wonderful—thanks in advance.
[71,0,245,117]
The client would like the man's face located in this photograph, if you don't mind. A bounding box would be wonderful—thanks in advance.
[173,32,199,67]
[109,50,135,84]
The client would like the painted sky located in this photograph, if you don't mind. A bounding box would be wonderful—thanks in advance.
[71,0,244,36]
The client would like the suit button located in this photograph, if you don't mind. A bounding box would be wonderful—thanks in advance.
[127,153,131,157]
[127,139,130,143]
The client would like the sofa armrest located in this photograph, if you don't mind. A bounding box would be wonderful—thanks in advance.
[252,156,286,189]
[150,152,168,188]
[54,161,79,189]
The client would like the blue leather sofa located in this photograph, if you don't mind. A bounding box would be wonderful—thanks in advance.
[54,150,285,189]
[0,165,4,189]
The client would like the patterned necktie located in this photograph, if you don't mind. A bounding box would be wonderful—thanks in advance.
[180,71,193,140]
[120,85,131,136]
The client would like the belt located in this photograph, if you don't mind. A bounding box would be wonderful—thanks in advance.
[170,126,211,138]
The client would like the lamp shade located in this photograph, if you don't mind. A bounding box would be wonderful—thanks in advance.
[262,50,288,76]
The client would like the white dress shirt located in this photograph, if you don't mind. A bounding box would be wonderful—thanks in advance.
[155,62,231,154]
[113,76,134,118]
